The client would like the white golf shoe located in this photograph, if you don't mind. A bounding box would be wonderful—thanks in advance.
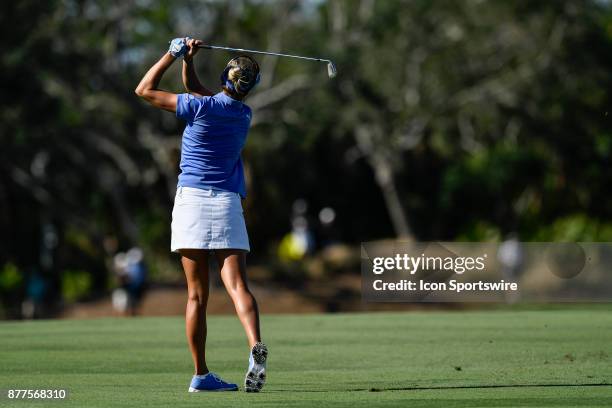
[244,342,268,392]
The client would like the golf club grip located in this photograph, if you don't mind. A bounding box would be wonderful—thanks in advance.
[197,44,213,49]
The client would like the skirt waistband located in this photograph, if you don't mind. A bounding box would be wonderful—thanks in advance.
[177,186,239,199]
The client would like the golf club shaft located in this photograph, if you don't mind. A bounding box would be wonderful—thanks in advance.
[197,44,331,63]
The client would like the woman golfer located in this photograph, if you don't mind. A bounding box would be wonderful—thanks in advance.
[135,37,267,392]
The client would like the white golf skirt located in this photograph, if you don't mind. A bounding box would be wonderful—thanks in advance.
[171,186,250,253]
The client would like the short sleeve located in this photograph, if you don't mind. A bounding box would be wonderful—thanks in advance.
[176,93,202,122]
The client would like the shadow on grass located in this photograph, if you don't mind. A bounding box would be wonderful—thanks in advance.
[268,382,611,393]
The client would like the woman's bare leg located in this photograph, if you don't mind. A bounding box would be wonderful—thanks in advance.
[180,249,210,375]
[214,249,261,347]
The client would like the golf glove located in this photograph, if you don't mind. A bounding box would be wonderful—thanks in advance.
[168,37,191,58]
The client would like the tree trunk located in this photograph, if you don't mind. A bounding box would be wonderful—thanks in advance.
[355,125,413,240]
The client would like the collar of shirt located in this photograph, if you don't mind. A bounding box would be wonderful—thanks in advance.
[215,91,243,107]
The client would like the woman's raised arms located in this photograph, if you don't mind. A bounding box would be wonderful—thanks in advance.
[183,39,215,98]
[135,52,178,112]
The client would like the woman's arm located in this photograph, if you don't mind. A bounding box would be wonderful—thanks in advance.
[135,53,178,112]
[182,39,214,97]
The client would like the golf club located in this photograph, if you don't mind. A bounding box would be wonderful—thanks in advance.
[197,44,337,79]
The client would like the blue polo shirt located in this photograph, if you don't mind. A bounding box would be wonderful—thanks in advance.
[176,92,252,198]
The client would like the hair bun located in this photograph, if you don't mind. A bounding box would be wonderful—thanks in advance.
[224,56,260,96]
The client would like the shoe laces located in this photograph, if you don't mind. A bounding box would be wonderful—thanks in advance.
[209,372,225,384]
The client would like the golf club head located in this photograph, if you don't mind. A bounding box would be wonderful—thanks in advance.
[327,61,337,79]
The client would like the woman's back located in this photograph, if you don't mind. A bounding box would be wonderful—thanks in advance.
[176,92,252,198]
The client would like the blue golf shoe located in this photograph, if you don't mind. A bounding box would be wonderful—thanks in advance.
[188,372,238,392]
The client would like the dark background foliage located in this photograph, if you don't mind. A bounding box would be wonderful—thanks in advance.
[0,0,611,316]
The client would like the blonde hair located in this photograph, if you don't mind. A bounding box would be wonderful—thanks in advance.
[222,56,260,97]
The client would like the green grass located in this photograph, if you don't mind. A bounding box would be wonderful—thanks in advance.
[1,309,611,407]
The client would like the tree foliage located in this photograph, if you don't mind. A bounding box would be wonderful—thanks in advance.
[1,0,611,314]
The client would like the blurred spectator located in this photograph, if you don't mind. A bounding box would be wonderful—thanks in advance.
[112,247,147,316]
[21,272,47,319]
[22,220,56,319]
[317,206,340,249]
[497,235,524,303]
[278,199,316,261]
